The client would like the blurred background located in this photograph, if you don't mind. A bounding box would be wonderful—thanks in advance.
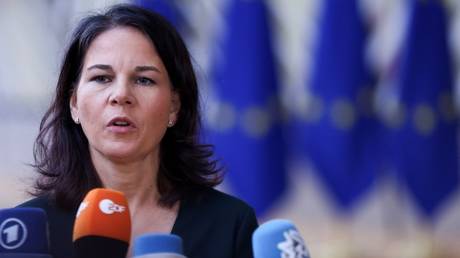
[1,0,460,257]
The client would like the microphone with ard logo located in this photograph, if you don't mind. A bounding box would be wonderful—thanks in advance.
[0,207,52,258]
[252,219,310,258]
[133,233,186,258]
[73,188,131,258]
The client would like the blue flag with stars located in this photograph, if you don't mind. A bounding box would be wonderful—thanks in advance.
[291,0,380,210]
[136,0,183,28]
[392,0,459,217]
[204,0,286,216]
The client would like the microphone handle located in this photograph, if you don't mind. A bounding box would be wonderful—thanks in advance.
[74,236,128,258]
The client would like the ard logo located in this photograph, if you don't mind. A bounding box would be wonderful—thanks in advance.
[0,218,28,250]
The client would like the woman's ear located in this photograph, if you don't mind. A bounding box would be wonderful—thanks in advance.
[169,90,181,125]
[69,90,79,124]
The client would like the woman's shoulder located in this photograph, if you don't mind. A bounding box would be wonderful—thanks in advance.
[175,187,258,258]
[188,187,255,214]
[17,195,53,210]
[180,187,258,228]
[17,195,74,220]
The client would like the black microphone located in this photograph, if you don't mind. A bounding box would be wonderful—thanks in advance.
[252,219,310,258]
[0,208,52,258]
[72,188,131,258]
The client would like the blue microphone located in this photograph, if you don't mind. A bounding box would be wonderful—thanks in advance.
[133,233,186,258]
[252,219,310,258]
[0,208,52,258]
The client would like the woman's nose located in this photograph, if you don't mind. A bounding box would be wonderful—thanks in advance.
[109,81,135,106]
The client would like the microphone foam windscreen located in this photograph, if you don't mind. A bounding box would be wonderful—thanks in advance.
[73,188,131,242]
[252,219,310,258]
[133,234,185,258]
[73,188,131,258]
[0,208,49,254]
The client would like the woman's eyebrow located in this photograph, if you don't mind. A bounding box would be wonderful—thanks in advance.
[86,64,161,73]
[135,65,161,73]
[87,64,113,71]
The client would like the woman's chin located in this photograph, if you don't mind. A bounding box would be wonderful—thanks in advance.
[92,145,151,163]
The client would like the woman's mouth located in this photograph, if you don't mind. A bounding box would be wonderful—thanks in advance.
[107,117,136,133]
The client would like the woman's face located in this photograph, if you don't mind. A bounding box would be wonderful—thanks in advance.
[70,26,180,163]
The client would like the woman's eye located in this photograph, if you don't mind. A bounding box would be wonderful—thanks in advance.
[91,75,111,84]
[136,77,155,86]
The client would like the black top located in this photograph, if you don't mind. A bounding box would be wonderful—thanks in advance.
[18,188,258,258]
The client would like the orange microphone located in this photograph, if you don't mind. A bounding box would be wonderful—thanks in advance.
[73,188,131,258]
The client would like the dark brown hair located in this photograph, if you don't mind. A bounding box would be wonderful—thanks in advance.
[32,4,222,210]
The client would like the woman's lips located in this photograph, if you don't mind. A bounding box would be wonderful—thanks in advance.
[107,116,137,133]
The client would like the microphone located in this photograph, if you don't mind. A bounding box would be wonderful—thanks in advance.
[133,233,186,258]
[252,219,310,258]
[0,208,52,258]
[73,188,131,258]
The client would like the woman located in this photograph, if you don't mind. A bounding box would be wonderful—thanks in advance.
[19,4,258,258]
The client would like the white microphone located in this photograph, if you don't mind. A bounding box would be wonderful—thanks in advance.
[133,233,186,258]
[252,219,310,258]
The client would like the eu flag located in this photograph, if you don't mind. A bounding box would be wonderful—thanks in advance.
[204,0,286,215]
[292,0,380,210]
[393,0,458,217]
[136,0,183,28]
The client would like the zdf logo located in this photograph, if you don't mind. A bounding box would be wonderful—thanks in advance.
[0,218,28,250]
[99,199,126,215]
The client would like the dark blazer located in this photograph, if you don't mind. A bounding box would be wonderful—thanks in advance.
[18,188,258,258]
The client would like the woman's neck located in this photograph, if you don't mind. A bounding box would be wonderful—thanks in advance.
[89,150,180,258]
[90,149,160,208]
